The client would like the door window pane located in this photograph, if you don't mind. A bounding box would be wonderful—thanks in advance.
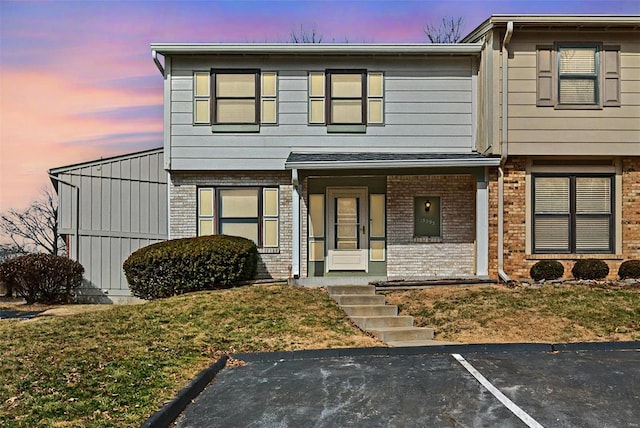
[335,197,359,250]
[309,194,324,237]
[370,194,385,237]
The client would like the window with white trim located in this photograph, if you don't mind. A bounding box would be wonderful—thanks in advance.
[533,175,613,253]
[197,187,279,248]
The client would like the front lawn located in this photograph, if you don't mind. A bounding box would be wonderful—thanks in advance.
[384,284,640,343]
[0,284,380,427]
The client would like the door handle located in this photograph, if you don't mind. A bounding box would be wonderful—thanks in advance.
[361,225,366,234]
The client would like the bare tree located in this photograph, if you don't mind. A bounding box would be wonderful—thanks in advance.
[0,187,65,256]
[290,24,324,43]
[424,17,464,43]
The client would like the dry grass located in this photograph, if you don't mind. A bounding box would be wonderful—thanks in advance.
[384,284,640,343]
[0,284,380,428]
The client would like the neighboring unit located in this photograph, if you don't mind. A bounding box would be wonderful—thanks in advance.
[49,149,167,302]
[464,15,640,280]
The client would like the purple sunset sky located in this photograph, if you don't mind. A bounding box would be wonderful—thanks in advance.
[1,0,638,212]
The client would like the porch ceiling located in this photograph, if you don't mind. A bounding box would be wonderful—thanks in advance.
[285,152,501,170]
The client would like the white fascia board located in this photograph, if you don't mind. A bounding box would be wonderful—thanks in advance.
[150,43,482,56]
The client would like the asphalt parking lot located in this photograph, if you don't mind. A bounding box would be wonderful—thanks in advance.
[174,344,640,428]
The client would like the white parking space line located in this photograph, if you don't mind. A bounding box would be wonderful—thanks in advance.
[451,353,545,428]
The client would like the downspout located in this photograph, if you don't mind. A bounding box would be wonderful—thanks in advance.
[48,174,79,261]
[498,21,514,283]
[152,50,164,76]
[291,169,301,280]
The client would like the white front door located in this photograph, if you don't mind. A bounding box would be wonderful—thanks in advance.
[326,187,368,271]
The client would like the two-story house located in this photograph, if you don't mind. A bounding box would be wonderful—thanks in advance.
[151,43,499,284]
[50,15,639,302]
[463,15,640,280]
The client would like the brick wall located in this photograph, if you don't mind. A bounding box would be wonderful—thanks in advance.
[499,156,640,281]
[501,158,528,278]
[621,157,640,262]
[169,171,293,279]
[386,175,477,278]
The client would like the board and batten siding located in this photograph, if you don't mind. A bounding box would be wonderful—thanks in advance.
[168,56,477,170]
[506,31,640,156]
[53,149,167,302]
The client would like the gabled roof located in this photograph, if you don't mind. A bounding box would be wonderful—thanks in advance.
[151,43,482,56]
[462,14,640,43]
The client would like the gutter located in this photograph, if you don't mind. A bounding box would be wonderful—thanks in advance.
[285,158,501,170]
[497,21,514,284]
[152,50,164,76]
[48,174,79,261]
[150,43,483,56]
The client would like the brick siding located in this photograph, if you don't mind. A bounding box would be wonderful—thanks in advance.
[498,157,640,281]
[169,171,293,279]
[386,175,477,278]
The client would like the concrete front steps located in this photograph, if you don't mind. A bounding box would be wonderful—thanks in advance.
[327,284,437,347]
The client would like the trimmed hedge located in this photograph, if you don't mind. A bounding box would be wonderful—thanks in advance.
[123,235,258,300]
[0,254,84,304]
[530,260,564,281]
[618,260,640,280]
[571,259,609,280]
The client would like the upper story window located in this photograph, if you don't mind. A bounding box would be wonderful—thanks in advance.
[214,71,259,124]
[558,47,598,105]
[328,71,366,124]
[308,70,384,130]
[193,70,277,129]
[536,44,620,109]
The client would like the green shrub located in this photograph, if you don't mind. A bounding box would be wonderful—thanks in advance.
[618,260,640,280]
[123,235,258,300]
[571,259,609,280]
[530,260,564,281]
[0,254,84,304]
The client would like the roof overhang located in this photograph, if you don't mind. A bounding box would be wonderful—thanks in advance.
[462,14,640,42]
[285,152,501,170]
[150,43,482,56]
